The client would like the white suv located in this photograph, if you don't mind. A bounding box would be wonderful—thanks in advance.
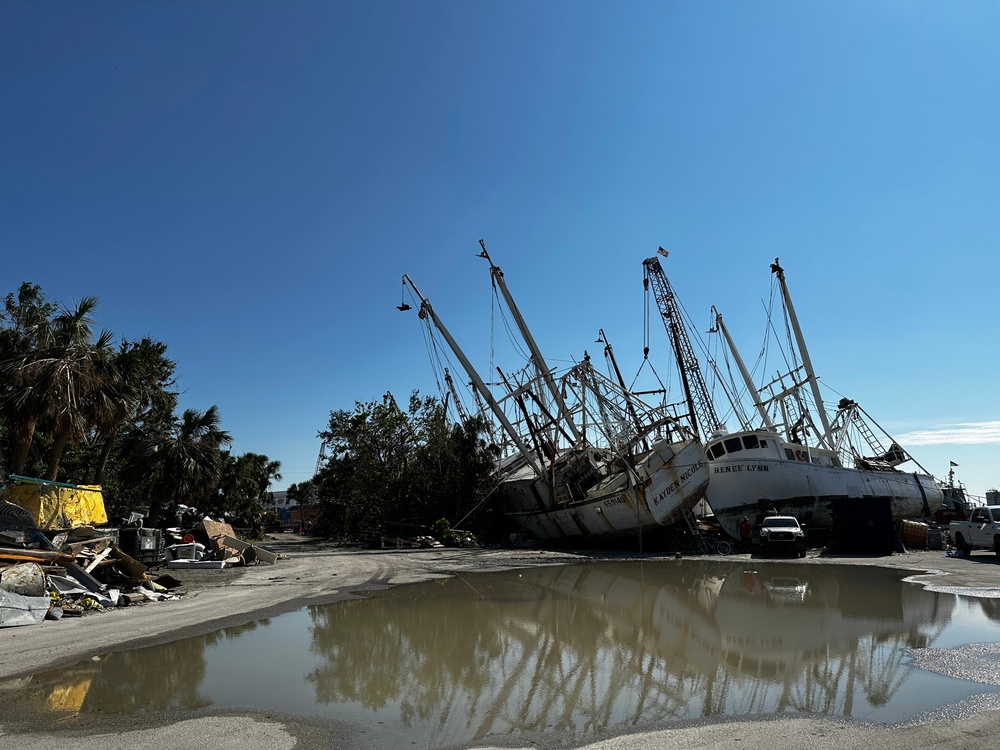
[758,515,807,558]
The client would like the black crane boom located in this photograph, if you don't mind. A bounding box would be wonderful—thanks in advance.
[642,255,723,440]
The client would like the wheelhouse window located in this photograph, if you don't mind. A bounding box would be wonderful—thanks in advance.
[724,437,743,453]
[784,448,795,460]
[742,435,759,450]
[708,442,726,459]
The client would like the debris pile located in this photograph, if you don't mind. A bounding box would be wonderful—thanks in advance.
[0,518,183,627]
[0,480,286,629]
[163,518,282,569]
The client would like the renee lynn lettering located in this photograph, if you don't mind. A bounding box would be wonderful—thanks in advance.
[713,464,769,474]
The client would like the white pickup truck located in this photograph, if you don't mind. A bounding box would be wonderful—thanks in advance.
[949,505,1000,557]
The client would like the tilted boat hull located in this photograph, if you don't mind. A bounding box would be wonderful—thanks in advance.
[503,439,709,542]
[705,431,943,539]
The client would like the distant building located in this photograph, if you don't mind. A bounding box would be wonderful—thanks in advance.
[266,490,318,530]
[267,490,292,512]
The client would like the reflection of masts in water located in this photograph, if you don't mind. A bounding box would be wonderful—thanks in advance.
[500,569,702,732]
[858,631,924,707]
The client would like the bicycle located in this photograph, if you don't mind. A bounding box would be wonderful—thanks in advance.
[694,536,733,555]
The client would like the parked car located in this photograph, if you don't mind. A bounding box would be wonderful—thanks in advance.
[757,515,807,558]
[949,505,1000,557]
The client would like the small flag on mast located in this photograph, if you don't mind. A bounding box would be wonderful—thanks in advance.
[950,461,959,467]
[658,247,669,258]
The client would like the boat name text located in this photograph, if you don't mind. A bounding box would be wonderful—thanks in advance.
[713,464,769,474]
[652,459,705,506]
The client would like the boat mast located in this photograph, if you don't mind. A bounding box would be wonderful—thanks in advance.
[770,259,834,448]
[478,240,583,444]
[401,274,544,476]
[597,328,643,436]
[443,368,468,423]
[710,306,777,432]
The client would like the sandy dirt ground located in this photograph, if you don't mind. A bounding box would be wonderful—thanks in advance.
[4,533,1000,749]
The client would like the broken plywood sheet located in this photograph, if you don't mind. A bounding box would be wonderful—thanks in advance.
[220,535,278,564]
[196,519,236,551]
[109,544,147,579]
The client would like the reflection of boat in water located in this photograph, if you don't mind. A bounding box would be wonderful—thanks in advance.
[762,577,808,604]
[2,561,964,746]
[701,260,943,539]
[312,560,955,742]
[714,563,953,713]
[401,244,709,543]
[526,562,952,719]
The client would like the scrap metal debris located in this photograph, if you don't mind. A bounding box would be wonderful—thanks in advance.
[0,480,287,629]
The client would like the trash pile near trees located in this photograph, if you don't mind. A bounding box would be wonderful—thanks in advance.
[0,477,284,628]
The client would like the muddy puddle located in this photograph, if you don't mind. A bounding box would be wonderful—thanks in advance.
[4,560,1000,747]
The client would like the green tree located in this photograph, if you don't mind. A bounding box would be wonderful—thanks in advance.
[120,405,232,526]
[315,393,414,539]
[0,282,57,475]
[208,451,282,537]
[313,392,499,541]
[0,294,118,479]
[91,337,178,484]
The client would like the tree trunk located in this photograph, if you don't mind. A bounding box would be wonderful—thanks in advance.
[146,498,162,527]
[93,432,118,484]
[11,417,38,476]
[45,433,70,480]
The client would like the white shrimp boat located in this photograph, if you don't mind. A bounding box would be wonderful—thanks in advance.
[703,259,943,539]
[402,244,709,543]
[496,363,710,541]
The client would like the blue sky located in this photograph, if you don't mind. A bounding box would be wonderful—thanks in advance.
[3,1,998,496]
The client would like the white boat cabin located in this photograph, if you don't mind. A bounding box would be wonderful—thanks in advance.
[704,430,842,468]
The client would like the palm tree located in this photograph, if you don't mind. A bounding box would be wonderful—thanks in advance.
[91,337,178,484]
[210,452,282,535]
[0,283,56,475]
[0,295,117,479]
[120,405,232,526]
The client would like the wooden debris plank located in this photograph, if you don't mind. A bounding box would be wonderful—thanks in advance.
[83,546,113,573]
[63,536,115,555]
[0,548,73,564]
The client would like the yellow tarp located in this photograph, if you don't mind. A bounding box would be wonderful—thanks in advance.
[3,482,107,529]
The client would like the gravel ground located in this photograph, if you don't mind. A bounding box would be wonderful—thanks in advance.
[4,533,1000,749]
